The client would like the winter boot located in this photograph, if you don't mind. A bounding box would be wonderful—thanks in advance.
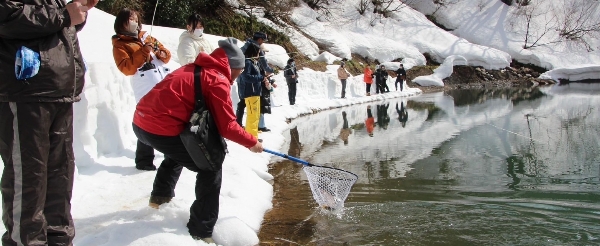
[366,92,370,96]
[149,196,172,209]
[192,236,215,244]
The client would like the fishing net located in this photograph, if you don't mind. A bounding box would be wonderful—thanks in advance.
[303,165,358,210]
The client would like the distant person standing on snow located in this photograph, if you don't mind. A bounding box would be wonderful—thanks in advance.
[112,8,172,171]
[0,0,98,245]
[177,13,214,65]
[239,42,266,138]
[363,66,374,96]
[378,65,391,93]
[395,64,407,91]
[284,58,299,105]
[374,65,381,94]
[337,62,351,98]
[236,32,273,126]
[375,65,388,94]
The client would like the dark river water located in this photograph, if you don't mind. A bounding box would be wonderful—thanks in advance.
[259,84,600,245]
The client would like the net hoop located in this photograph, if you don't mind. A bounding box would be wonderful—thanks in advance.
[303,165,358,210]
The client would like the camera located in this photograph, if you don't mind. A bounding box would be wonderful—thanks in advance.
[139,62,156,72]
[268,77,275,84]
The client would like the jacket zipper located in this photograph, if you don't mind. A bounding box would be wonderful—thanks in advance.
[51,0,76,101]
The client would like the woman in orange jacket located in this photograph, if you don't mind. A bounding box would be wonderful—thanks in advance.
[111,8,172,171]
[363,66,374,96]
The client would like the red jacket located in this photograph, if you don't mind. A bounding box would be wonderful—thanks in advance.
[363,67,373,84]
[133,49,257,148]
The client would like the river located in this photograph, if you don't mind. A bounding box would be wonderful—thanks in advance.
[259,84,600,245]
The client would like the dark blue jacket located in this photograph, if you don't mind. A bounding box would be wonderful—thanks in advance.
[284,64,298,84]
[239,59,263,98]
[237,39,273,99]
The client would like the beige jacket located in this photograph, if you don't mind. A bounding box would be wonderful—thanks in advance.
[177,31,215,65]
[337,66,351,79]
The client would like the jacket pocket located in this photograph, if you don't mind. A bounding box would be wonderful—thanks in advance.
[15,46,40,80]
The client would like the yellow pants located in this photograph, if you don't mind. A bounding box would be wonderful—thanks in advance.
[245,96,260,138]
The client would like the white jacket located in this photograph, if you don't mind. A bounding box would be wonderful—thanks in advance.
[177,31,215,65]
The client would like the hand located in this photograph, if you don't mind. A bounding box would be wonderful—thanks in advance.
[144,43,154,53]
[156,50,167,59]
[249,141,263,153]
[272,83,277,88]
[291,75,296,78]
[74,0,99,9]
[66,2,87,26]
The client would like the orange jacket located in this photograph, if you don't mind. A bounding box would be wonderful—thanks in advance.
[363,67,373,84]
[111,31,171,76]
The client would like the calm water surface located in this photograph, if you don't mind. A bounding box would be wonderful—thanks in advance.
[259,84,600,245]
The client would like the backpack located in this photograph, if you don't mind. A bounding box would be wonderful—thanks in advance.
[179,65,228,172]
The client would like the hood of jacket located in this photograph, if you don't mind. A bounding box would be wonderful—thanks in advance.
[194,48,232,83]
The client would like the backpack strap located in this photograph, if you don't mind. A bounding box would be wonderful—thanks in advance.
[193,65,205,109]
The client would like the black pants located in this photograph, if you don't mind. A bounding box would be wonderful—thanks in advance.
[132,124,221,238]
[0,102,75,246]
[395,79,403,91]
[366,83,371,94]
[376,80,382,93]
[135,139,155,168]
[340,79,347,98]
[235,99,245,126]
[288,82,297,105]
[382,80,390,92]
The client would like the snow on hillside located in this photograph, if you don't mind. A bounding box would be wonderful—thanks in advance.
[246,0,512,70]
[409,0,600,71]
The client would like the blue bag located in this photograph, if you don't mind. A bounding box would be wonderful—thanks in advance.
[15,46,40,80]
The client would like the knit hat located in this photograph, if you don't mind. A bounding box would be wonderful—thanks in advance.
[218,37,245,69]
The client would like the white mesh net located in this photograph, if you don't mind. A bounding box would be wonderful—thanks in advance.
[303,165,358,210]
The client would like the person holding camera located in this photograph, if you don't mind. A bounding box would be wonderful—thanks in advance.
[236,32,273,127]
[112,8,172,171]
[238,42,267,138]
[284,58,299,105]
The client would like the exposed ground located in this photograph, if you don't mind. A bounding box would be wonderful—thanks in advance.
[406,65,556,93]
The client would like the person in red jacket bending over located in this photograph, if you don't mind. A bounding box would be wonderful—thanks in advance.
[132,37,263,243]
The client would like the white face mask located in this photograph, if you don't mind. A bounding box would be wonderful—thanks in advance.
[193,28,204,37]
[127,21,138,33]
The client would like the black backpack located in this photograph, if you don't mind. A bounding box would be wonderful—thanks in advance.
[179,65,228,171]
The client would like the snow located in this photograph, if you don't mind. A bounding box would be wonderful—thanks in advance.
[409,0,600,72]
[539,65,600,83]
[1,0,599,244]
[287,0,510,69]
[413,55,468,86]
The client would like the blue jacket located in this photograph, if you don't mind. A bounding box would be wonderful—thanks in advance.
[237,39,273,99]
[239,59,263,98]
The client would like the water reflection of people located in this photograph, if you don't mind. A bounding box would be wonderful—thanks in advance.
[366,106,374,137]
[376,103,390,130]
[339,111,352,145]
[396,102,408,127]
